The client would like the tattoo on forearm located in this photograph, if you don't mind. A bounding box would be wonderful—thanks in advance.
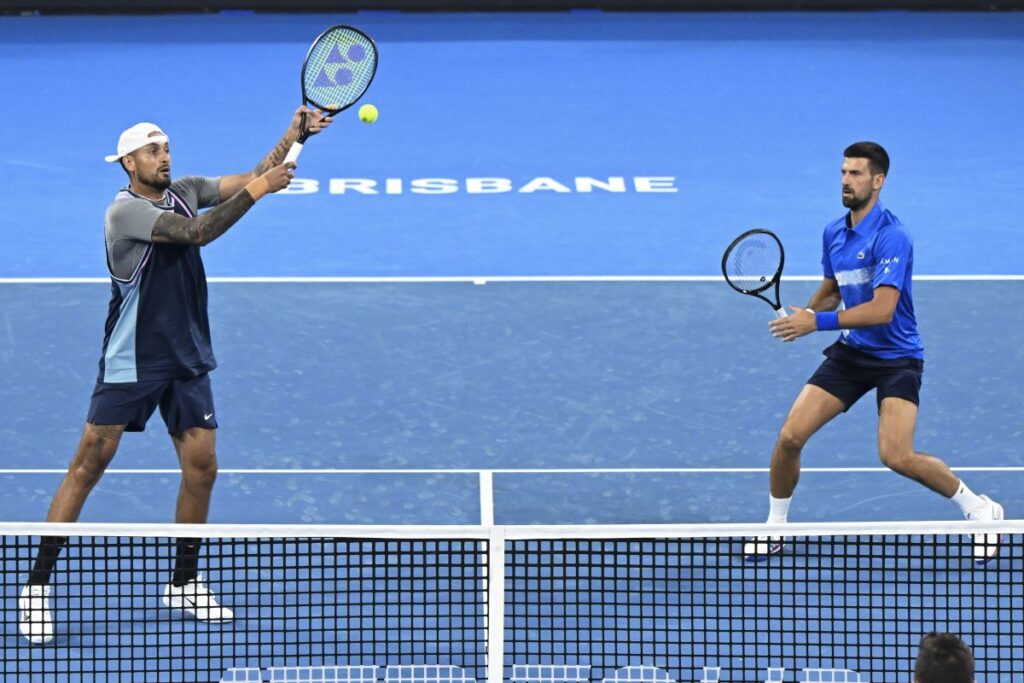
[253,132,295,176]
[152,191,256,246]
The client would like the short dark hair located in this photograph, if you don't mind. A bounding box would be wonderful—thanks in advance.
[844,141,890,176]
[915,632,974,683]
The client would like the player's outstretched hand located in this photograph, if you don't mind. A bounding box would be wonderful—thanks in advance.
[262,162,296,194]
[291,105,334,139]
[769,306,818,342]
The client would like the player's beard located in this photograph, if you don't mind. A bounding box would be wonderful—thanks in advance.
[842,187,870,212]
[141,167,172,191]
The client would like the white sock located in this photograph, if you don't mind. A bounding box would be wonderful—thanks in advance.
[767,495,792,524]
[951,480,987,515]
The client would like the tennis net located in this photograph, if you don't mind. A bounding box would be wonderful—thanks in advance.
[2,521,1022,682]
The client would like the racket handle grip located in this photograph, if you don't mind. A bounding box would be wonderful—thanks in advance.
[775,307,788,319]
[283,141,304,165]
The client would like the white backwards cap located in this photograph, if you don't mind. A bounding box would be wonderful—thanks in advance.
[104,123,169,163]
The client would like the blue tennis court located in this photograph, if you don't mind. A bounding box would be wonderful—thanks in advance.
[1,9,1022,682]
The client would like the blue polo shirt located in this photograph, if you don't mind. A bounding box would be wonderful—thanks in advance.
[821,202,923,359]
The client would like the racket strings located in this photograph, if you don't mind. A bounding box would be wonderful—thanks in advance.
[304,29,377,111]
[723,235,783,294]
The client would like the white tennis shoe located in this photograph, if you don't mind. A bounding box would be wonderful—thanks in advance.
[18,584,54,644]
[162,575,234,623]
[743,536,784,562]
[966,495,1004,565]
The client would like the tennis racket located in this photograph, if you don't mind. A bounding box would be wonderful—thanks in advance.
[721,228,788,318]
[284,25,378,165]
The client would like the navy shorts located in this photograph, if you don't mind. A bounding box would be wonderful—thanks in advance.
[87,373,218,434]
[807,341,924,412]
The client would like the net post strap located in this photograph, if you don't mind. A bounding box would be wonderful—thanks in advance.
[487,526,506,683]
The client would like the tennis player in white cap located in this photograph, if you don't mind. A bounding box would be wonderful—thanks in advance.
[18,107,331,644]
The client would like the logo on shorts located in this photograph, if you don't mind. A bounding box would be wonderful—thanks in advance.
[204,413,214,421]
[856,250,865,259]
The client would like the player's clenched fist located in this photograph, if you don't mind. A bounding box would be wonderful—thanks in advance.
[263,162,296,193]
[245,162,295,200]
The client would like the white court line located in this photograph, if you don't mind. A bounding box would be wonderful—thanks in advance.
[479,471,494,526]
[1,275,1022,285]
[1,467,1022,475]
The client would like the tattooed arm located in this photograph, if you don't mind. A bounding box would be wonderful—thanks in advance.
[152,164,295,246]
[217,106,334,201]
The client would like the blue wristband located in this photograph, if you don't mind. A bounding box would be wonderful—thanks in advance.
[815,311,840,331]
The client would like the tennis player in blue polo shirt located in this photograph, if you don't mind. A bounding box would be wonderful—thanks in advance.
[744,142,1004,564]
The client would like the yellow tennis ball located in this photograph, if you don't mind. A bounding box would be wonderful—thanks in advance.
[358,104,378,123]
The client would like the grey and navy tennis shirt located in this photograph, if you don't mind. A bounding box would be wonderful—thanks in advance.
[821,202,923,360]
[99,176,222,383]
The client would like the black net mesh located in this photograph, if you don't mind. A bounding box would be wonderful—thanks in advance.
[3,527,1022,682]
